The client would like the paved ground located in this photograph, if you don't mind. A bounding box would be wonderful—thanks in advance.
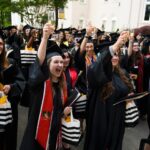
[17,105,149,150]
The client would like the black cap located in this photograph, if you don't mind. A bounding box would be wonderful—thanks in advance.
[97,29,104,36]
[81,28,86,35]
[23,24,33,31]
[60,44,69,53]
[64,27,72,33]
[4,25,17,31]
[46,40,63,59]
[95,41,115,53]
[109,32,120,41]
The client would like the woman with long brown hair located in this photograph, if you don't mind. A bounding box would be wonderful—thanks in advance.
[84,31,134,150]
[0,36,25,150]
[20,23,71,150]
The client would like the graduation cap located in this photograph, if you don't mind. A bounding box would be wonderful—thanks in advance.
[81,28,86,35]
[113,91,150,106]
[56,28,71,34]
[54,29,60,34]
[109,32,120,41]
[60,44,69,53]
[23,24,33,31]
[4,25,17,31]
[70,27,77,33]
[64,27,72,33]
[73,31,83,38]
[46,40,63,59]
[97,29,104,36]
[57,28,64,32]
[95,41,115,53]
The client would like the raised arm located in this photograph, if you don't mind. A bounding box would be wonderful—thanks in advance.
[26,29,37,48]
[127,33,134,57]
[80,25,94,54]
[38,23,54,65]
[87,31,129,88]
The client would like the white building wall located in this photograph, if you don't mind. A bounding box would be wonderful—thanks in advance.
[11,13,21,25]
[59,0,88,29]
[11,0,150,31]
[66,0,150,31]
[88,0,137,31]
[129,0,142,28]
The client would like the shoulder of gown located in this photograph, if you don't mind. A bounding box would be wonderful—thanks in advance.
[87,47,113,88]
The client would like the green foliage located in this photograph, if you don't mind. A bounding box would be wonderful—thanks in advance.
[0,0,68,27]
[49,0,68,8]
[0,0,12,27]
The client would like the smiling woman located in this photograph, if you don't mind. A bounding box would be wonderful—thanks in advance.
[20,23,72,150]
[48,56,64,81]
[0,36,25,150]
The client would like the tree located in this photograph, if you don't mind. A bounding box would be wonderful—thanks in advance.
[0,0,68,28]
[11,0,49,26]
[48,0,68,29]
[0,0,12,27]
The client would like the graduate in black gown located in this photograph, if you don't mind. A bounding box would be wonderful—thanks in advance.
[20,23,71,150]
[0,36,25,150]
[84,31,134,150]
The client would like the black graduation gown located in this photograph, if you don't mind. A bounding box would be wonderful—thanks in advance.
[0,58,25,150]
[74,50,87,95]
[20,58,64,150]
[143,56,150,136]
[65,68,73,95]
[84,49,130,150]
[49,82,63,150]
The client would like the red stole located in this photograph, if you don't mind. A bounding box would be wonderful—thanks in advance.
[69,68,78,88]
[35,79,67,150]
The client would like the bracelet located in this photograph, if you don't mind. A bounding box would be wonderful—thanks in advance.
[84,34,89,39]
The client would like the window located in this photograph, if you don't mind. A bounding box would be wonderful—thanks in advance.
[80,0,86,3]
[79,19,84,28]
[102,20,107,31]
[111,20,116,32]
[144,4,150,21]
[144,0,150,21]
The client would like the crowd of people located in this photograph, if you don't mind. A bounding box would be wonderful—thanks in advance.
[0,22,149,150]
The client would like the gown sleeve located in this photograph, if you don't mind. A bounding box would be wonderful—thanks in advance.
[87,48,113,88]
[3,58,26,98]
[74,48,86,71]
[9,67,26,98]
